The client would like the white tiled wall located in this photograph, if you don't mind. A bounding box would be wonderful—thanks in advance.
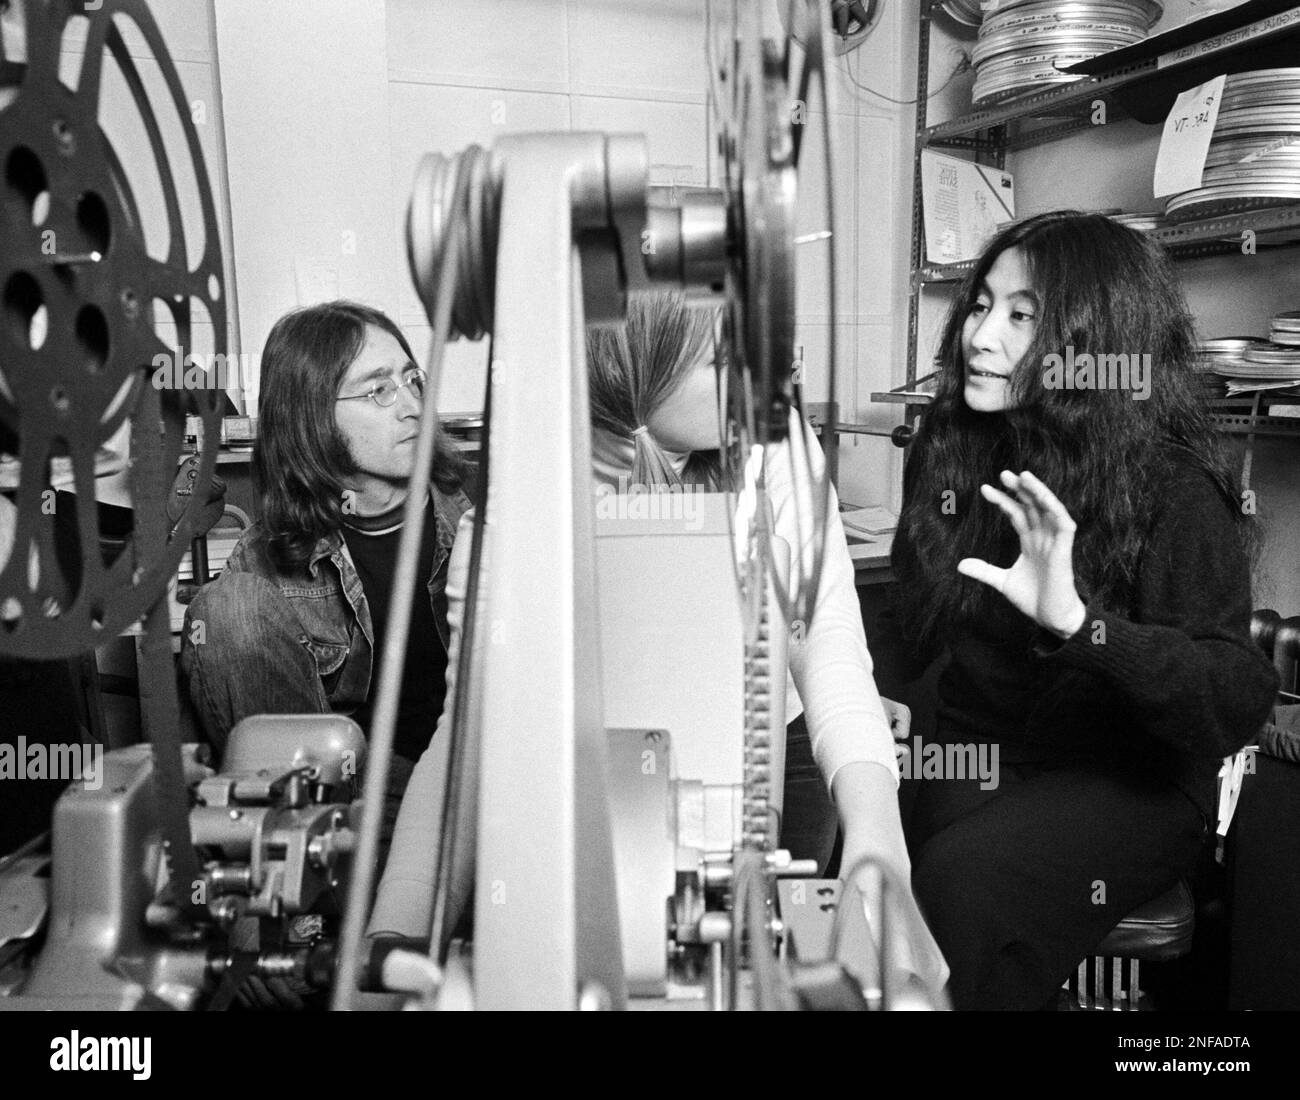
[204,1,913,506]
[386,0,571,94]
[383,0,915,508]
[215,0,400,416]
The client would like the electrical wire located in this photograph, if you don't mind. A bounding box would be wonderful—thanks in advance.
[840,52,969,106]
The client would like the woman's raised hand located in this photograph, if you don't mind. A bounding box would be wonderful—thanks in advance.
[956,470,1088,639]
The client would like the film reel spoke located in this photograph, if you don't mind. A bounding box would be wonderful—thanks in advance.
[0,0,224,657]
[710,0,838,635]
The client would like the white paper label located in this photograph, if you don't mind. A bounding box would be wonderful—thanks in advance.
[1153,74,1225,199]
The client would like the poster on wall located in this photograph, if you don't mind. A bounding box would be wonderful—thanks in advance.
[920,149,1015,265]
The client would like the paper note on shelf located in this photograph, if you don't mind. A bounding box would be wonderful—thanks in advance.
[921,150,1015,265]
[840,505,898,538]
[1153,74,1225,199]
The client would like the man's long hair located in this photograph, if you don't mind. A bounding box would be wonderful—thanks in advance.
[253,300,465,571]
[894,211,1246,648]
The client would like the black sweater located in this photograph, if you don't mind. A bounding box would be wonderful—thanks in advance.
[888,460,1279,819]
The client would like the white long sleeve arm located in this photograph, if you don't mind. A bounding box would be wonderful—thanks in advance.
[766,426,899,792]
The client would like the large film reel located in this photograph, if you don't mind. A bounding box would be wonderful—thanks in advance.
[707,0,841,854]
[0,0,225,659]
[708,0,837,641]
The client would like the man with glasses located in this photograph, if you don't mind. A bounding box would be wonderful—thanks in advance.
[179,302,470,891]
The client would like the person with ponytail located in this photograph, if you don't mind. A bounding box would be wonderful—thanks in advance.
[887,210,1278,1009]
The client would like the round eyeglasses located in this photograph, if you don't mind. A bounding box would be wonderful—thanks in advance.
[336,367,427,409]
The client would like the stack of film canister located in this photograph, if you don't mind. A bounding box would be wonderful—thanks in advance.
[1165,69,1300,221]
[1198,336,1270,375]
[1235,310,1300,384]
[1198,337,1270,396]
[1198,317,1300,390]
[1270,309,1300,346]
[971,1,1162,109]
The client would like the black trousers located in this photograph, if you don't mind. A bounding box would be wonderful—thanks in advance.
[908,757,1207,1010]
[780,712,841,874]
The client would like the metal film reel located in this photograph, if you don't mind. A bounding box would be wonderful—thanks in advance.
[708,0,838,636]
[0,0,225,659]
[707,0,841,858]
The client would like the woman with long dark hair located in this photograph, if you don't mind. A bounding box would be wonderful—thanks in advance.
[890,210,1277,1009]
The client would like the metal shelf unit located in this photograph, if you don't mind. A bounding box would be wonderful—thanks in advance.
[876,0,1300,440]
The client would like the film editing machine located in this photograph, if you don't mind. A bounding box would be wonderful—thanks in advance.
[0,0,946,1010]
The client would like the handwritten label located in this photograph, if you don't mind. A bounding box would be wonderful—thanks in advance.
[1153,74,1224,199]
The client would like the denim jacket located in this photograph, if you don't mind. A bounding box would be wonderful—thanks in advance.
[188,484,470,723]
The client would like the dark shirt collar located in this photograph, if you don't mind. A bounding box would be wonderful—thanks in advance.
[340,494,422,536]
[305,484,467,577]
